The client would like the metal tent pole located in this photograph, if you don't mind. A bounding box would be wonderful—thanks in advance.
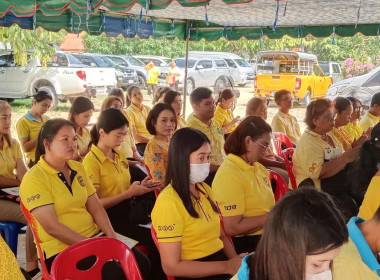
[182,20,190,117]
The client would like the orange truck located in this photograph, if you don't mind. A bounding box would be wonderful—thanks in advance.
[253,51,332,105]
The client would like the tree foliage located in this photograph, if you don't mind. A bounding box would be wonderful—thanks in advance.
[0,25,66,67]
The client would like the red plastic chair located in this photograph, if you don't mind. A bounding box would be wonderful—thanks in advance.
[268,170,290,201]
[50,237,143,280]
[150,227,175,280]
[281,148,297,190]
[272,132,293,158]
[20,202,51,280]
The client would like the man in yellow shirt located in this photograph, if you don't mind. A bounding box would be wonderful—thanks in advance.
[271,89,301,145]
[145,61,161,101]
[333,207,380,280]
[187,87,225,185]
[359,92,380,131]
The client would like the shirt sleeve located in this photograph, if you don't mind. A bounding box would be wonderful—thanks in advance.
[213,109,226,127]
[82,156,101,188]
[12,140,23,159]
[144,141,165,181]
[296,138,324,180]
[358,176,380,220]
[16,118,30,140]
[152,196,184,243]
[78,164,97,197]
[271,115,286,134]
[20,173,53,211]
[213,171,245,217]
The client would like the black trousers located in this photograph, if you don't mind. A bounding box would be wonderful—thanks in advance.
[175,250,230,280]
[136,143,148,156]
[232,235,261,254]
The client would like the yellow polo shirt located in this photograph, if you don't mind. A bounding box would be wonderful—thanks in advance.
[152,183,223,260]
[0,236,24,280]
[118,133,135,159]
[82,145,131,198]
[144,137,169,182]
[16,112,49,162]
[293,130,342,190]
[359,112,379,131]
[125,104,152,144]
[187,115,225,165]
[76,127,91,151]
[212,154,275,236]
[330,127,353,151]
[343,121,363,141]
[213,105,236,134]
[358,176,380,220]
[20,157,99,258]
[333,238,380,280]
[146,66,160,85]
[177,115,187,130]
[0,137,22,179]
[271,111,301,143]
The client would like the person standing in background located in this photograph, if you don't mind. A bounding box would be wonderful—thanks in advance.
[145,61,161,102]
[167,60,181,91]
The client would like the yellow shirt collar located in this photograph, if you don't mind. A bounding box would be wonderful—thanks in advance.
[89,144,120,164]
[37,156,76,175]
[227,153,256,172]
[366,112,379,122]
[1,135,10,151]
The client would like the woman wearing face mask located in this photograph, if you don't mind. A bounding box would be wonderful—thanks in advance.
[212,116,275,253]
[330,97,368,151]
[232,187,348,280]
[125,85,152,155]
[68,97,94,161]
[16,91,52,168]
[144,103,177,183]
[151,127,245,280]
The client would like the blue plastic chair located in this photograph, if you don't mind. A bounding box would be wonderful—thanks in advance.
[0,221,24,256]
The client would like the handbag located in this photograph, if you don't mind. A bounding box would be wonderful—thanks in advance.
[166,75,175,85]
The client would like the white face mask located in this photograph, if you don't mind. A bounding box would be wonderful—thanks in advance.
[305,269,332,280]
[189,163,210,184]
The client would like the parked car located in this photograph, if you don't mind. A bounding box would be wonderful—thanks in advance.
[319,61,342,83]
[254,51,332,105]
[175,56,233,98]
[326,65,380,110]
[0,50,93,109]
[189,51,255,87]
[104,55,147,89]
[133,55,169,86]
[72,53,132,91]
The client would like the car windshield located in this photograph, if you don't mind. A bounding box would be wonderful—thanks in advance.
[234,59,251,67]
[67,54,82,65]
[92,56,112,67]
[124,56,144,66]
[175,59,196,68]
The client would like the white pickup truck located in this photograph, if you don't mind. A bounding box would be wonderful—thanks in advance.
[0,51,116,109]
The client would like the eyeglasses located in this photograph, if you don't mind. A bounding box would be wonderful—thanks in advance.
[354,106,362,112]
[279,97,292,102]
[322,113,337,121]
[252,138,270,150]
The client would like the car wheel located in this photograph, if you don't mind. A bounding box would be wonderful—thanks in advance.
[301,90,311,106]
[186,79,194,95]
[238,83,246,87]
[214,77,227,100]
[37,86,58,110]
[137,75,146,89]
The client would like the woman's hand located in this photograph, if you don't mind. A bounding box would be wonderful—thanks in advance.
[352,133,369,148]
[225,253,247,275]
[128,177,160,197]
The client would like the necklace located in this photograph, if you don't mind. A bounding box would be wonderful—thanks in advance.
[321,134,335,148]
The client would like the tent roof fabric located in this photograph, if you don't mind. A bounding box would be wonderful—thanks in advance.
[0,0,379,40]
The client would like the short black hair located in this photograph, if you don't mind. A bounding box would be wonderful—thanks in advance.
[371,92,380,107]
[34,90,53,103]
[190,87,213,105]
[334,97,352,113]
[146,103,177,135]
[163,90,181,105]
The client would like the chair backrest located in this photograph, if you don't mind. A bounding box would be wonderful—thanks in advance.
[281,148,297,190]
[150,227,176,280]
[272,132,293,158]
[51,237,143,280]
[268,170,290,201]
[20,202,51,280]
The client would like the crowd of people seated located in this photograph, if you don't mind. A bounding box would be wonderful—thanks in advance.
[0,85,379,280]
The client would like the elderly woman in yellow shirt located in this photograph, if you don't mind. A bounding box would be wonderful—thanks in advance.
[163,90,187,129]
[331,97,368,151]
[144,103,177,183]
[213,116,275,253]
[293,99,360,220]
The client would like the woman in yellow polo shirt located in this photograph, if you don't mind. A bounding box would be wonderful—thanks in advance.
[293,99,359,220]
[152,127,244,280]
[68,96,94,161]
[213,89,240,140]
[83,108,164,280]
[144,103,177,183]
[213,116,275,253]
[0,100,39,278]
[343,97,364,141]
[163,90,187,129]
[19,119,120,275]
[125,85,152,155]
[16,90,52,167]
[331,97,368,151]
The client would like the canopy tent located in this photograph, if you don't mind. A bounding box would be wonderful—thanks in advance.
[0,0,379,41]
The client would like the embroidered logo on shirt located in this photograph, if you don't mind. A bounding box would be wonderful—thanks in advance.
[224,205,237,210]
[121,161,129,169]
[309,163,317,174]
[158,224,175,231]
[77,176,86,187]
[26,194,40,203]
[216,127,223,135]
